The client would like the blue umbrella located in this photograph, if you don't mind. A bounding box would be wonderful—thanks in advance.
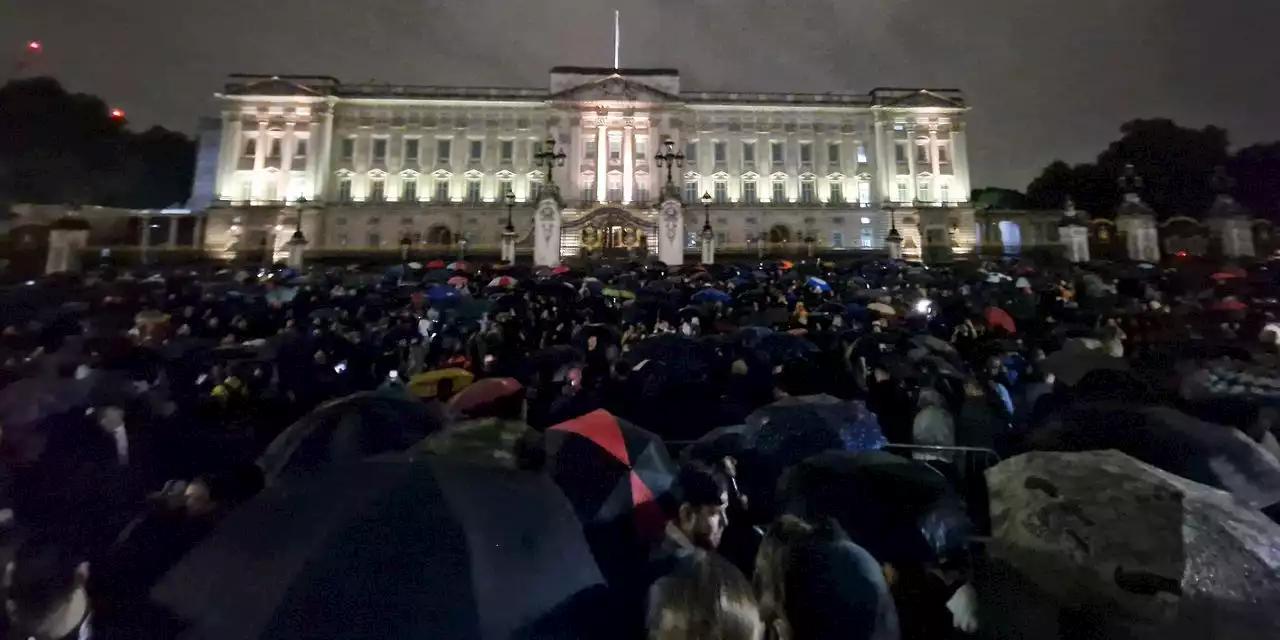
[691,288,732,304]
[744,394,887,469]
[426,284,461,304]
[805,276,832,292]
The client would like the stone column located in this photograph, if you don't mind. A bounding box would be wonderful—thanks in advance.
[139,213,151,265]
[534,188,562,267]
[873,119,890,203]
[700,227,715,264]
[280,122,295,200]
[1061,223,1090,263]
[929,126,942,205]
[314,102,336,201]
[906,124,918,204]
[622,124,635,204]
[658,193,685,266]
[952,122,970,201]
[252,121,269,201]
[595,122,608,204]
[218,111,241,199]
[166,217,179,248]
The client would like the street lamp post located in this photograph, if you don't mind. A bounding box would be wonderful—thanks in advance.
[654,139,685,187]
[884,204,903,260]
[532,138,567,190]
[399,235,412,272]
[458,234,469,262]
[501,190,517,263]
[699,191,715,264]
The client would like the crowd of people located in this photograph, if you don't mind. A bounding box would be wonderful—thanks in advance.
[0,253,1278,639]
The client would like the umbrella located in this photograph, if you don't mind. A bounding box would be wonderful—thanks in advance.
[447,275,469,287]
[446,377,524,418]
[1040,345,1128,386]
[153,458,608,640]
[446,261,470,271]
[488,276,517,289]
[867,302,896,316]
[602,287,636,300]
[544,409,676,539]
[1032,402,1280,509]
[552,265,572,275]
[805,276,832,292]
[1211,298,1247,312]
[425,259,447,269]
[690,288,732,304]
[984,306,1017,333]
[987,450,1280,639]
[257,390,448,485]
[1210,270,1245,281]
[425,284,461,304]
[779,450,972,566]
[412,418,536,469]
[0,376,91,430]
[408,368,476,400]
[744,395,887,469]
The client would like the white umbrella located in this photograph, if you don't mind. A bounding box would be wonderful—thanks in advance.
[988,450,1280,640]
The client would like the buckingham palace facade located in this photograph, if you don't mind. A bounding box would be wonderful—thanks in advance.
[198,66,977,262]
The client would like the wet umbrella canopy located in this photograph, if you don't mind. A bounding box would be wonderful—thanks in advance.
[744,394,887,469]
[153,458,608,639]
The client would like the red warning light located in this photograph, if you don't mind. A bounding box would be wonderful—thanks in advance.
[27,41,41,51]
[109,108,125,120]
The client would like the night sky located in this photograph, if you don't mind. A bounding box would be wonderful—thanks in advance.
[3,1,1275,188]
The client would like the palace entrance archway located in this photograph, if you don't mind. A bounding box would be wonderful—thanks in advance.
[562,207,656,259]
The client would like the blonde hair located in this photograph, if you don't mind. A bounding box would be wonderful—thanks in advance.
[753,515,816,640]
[648,550,763,640]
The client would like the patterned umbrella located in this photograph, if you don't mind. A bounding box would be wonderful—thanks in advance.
[744,394,887,469]
[545,409,676,538]
[153,458,608,639]
[488,276,517,289]
[447,275,469,287]
[447,261,470,272]
[552,265,572,275]
[988,450,1280,640]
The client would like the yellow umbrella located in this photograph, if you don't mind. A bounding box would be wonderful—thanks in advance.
[408,368,475,399]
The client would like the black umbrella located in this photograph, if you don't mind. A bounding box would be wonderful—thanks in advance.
[0,376,90,430]
[152,458,608,639]
[743,394,887,470]
[258,389,449,484]
[779,450,972,566]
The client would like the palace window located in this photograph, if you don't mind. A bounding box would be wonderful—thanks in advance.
[716,232,727,246]
[465,179,482,204]
[939,182,950,203]
[800,142,813,164]
[684,141,698,163]
[338,178,353,203]
[586,138,598,160]
[895,142,909,164]
[772,180,787,203]
[436,139,452,164]
[771,141,784,164]
[828,143,840,166]
[264,180,279,202]
[742,180,757,204]
[742,142,755,164]
[402,179,418,203]
[861,228,874,248]
[500,140,514,164]
[243,137,257,158]
[635,181,649,204]
[267,138,282,159]
[800,180,816,204]
[497,178,513,201]
[857,181,871,205]
[916,142,930,164]
[831,232,844,248]
[367,233,381,248]
[896,182,909,203]
[856,145,867,163]
[434,178,450,202]
[404,138,419,163]
[917,182,930,202]
[529,178,543,203]
[684,179,699,204]
[937,144,950,164]
[829,181,844,204]
[469,140,483,163]
[713,141,727,164]
[607,174,623,202]
[341,138,355,161]
[635,136,647,160]
[372,139,388,163]
[294,139,308,160]
[369,179,386,202]
[713,180,728,204]
[608,137,622,162]
[582,178,597,203]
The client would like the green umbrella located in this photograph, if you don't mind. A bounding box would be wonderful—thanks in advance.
[412,418,535,469]
[602,288,636,300]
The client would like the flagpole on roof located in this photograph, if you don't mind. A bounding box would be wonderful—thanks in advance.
[613,10,620,70]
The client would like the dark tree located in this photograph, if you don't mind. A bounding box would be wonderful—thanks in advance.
[0,77,195,210]
[971,187,1032,210]
[1227,142,1280,219]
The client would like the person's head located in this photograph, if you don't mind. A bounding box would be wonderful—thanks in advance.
[673,462,730,549]
[647,550,763,640]
[4,534,90,640]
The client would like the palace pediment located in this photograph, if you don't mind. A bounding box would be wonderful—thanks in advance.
[549,75,681,105]
[235,77,326,97]
[877,89,964,109]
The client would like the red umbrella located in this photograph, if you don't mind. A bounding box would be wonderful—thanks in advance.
[551,265,571,275]
[426,259,447,269]
[984,306,1017,334]
[447,275,469,287]
[1213,298,1247,312]
[447,261,470,272]
[487,276,516,289]
[446,377,523,418]
[545,410,676,539]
